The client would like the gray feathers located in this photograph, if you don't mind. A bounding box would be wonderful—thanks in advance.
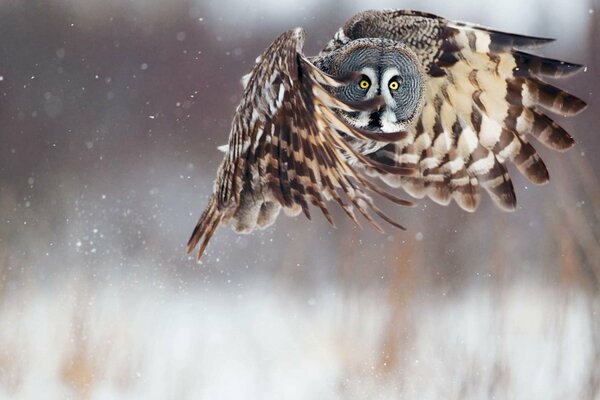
[187,9,586,259]
[314,38,425,137]
[347,9,586,212]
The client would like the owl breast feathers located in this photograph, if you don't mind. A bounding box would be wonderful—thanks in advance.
[187,9,586,259]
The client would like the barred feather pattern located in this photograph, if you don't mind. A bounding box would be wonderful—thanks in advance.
[326,10,586,211]
[187,28,415,259]
[188,10,586,259]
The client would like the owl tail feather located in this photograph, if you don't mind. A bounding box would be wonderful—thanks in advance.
[187,195,223,260]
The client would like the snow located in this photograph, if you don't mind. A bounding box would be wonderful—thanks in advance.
[0,282,595,399]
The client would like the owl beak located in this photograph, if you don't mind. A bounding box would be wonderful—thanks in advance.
[370,95,386,113]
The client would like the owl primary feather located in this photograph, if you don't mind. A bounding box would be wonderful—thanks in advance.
[187,9,586,259]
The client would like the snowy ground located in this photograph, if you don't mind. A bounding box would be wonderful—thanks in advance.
[0,281,597,399]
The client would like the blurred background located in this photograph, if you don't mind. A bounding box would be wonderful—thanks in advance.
[0,0,599,398]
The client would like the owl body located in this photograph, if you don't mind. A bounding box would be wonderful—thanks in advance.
[186,10,586,259]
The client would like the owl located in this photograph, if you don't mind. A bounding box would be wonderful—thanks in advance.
[187,10,586,259]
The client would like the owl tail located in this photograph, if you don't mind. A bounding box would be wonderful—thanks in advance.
[187,195,223,260]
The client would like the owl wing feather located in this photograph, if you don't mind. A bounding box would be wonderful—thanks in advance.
[327,10,586,211]
[187,28,415,259]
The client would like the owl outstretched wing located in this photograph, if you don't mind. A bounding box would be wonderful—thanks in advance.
[324,10,586,211]
[187,28,415,259]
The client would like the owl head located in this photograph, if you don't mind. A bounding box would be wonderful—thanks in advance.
[316,38,425,134]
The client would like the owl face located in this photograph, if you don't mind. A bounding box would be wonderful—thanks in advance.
[319,39,425,133]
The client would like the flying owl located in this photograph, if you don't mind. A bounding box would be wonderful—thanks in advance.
[187,9,586,259]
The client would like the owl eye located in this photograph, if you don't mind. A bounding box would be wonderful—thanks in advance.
[389,79,400,91]
[358,77,370,90]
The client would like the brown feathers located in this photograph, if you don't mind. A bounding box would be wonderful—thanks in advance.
[187,196,223,257]
[343,10,586,212]
[187,28,414,259]
[188,10,586,259]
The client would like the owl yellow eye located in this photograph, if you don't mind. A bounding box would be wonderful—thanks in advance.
[389,80,399,91]
[359,78,370,89]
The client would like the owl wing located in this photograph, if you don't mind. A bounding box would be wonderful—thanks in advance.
[325,10,586,211]
[187,28,415,259]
